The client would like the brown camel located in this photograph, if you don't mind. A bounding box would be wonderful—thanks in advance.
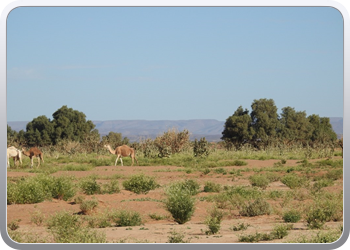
[21,147,44,168]
[104,144,138,166]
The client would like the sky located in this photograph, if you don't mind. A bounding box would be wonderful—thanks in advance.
[6,6,344,122]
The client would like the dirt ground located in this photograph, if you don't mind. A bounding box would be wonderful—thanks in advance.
[6,159,343,243]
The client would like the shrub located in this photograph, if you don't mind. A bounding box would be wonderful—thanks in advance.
[230,223,250,231]
[79,176,101,195]
[281,173,308,189]
[122,174,159,194]
[148,213,168,221]
[249,174,270,189]
[154,129,190,157]
[324,169,343,180]
[205,206,225,235]
[282,209,301,223]
[201,168,211,175]
[312,179,334,193]
[167,230,190,243]
[73,195,85,204]
[305,207,327,229]
[101,180,120,194]
[239,198,272,217]
[111,210,143,227]
[271,224,292,239]
[7,219,20,231]
[164,183,196,224]
[50,175,76,201]
[214,168,227,175]
[31,210,45,226]
[193,137,210,157]
[47,210,107,243]
[203,181,222,193]
[7,178,47,204]
[80,199,99,215]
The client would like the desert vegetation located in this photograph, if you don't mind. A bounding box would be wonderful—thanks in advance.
[6,101,343,244]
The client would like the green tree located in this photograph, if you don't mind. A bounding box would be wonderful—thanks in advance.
[23,106,99,146]
[221,106,253,149]
[101,131,129,147]
[250,98,279,146]
[308,115,337,143]
[279,107,313,142]
[51,106,97,144]
[25,116,54,146]
[7,125,18,146]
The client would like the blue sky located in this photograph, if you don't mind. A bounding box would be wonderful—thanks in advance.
[6,7,343,122]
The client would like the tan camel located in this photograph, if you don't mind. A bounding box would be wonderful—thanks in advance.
[7,146,22,168]
[21,147,44,168]
[104,144,138,166]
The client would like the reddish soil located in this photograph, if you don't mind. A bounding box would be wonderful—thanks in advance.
[6,159,343,243]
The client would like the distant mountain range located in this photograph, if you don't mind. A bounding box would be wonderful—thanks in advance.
[8,117,343,142]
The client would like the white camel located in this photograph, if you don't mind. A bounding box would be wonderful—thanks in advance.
[104,144,138,166]
[7,146,22,168]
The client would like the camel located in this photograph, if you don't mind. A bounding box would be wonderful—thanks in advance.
[7,146,22,168]
[21,147,44,168]
[104,144,138,166]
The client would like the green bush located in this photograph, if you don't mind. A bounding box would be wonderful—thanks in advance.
[79,176,101,195]
[282,209,301,223]
[204,206,225,235]
[101,180,120,194]
[305,207,327,229]
[122,174,159,194]
[47,210,106,243]
[7,178,47,204]
[111,210,143,227]
[80,199,99,215]
[249,174,270,189]
[230,223,250,231]
[271,224,292,239]
[203,181,222,193]
[50,176,76,201]
[164,183,196,224]
[281,173,308,189]
[193,137,210,157]
[239,198,272,217]
[167,230,190,243]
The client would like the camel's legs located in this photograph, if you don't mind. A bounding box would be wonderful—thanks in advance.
[120,158,123,166]
[115,156,120,166]
[30,157,34,168]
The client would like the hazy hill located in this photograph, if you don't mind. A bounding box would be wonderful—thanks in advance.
[8,117,343,142]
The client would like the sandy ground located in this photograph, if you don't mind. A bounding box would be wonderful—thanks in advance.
[6,158,343,243]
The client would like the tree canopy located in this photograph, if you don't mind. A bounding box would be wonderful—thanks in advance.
[222,98,337,149]
[9,106,99,147]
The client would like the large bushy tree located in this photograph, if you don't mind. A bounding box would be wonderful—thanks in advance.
[51,106,96,144]
[308,114,337,143]
[279,107,313,143]
[222,98,338,149]
[250,98,280,145]
[22,106,99,146]
[221,106,253,149]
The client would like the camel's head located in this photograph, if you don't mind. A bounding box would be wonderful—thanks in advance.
[103,144,110,149]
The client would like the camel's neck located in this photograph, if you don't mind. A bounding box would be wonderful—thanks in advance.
[107,146,115,154]
[22,151,30,157]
